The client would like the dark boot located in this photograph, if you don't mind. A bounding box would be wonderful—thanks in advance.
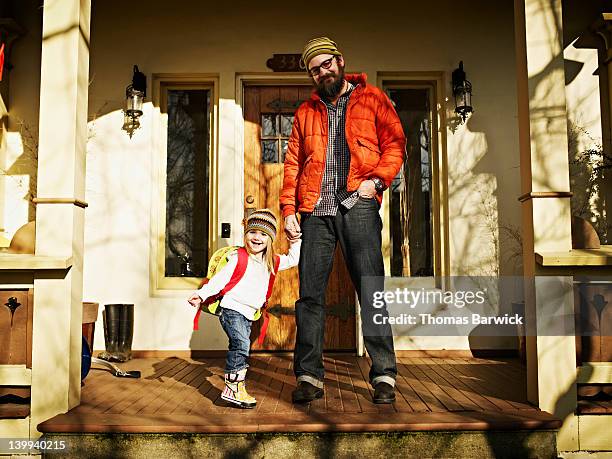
[373,382,396,404]
[116,304,134,362]
[292,381,324,403]
[99,304,121,361]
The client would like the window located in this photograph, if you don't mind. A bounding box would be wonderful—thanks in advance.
[164,88,210,277]
[388,88,433,277]
[153,77,217,291]
[260,113,294,163]
[382,76,448,280]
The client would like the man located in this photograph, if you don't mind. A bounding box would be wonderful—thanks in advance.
[281,37,406,404]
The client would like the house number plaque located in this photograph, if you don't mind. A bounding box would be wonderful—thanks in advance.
[266,54,302,72]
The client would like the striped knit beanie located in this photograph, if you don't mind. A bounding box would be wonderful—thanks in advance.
[244,209,277,241]
[300,36,342,70]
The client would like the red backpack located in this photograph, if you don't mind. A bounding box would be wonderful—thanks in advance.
[192,246,280,346]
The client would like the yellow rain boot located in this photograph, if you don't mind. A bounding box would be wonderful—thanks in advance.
[221,369,256,409]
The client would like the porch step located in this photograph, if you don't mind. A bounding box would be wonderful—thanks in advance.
[36,356,562,457]
[40,430,558,458]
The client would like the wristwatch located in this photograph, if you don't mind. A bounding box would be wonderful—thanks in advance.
[371,177,385,192]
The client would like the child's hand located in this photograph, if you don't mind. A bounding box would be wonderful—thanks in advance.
[187,293,203,308]
[287,232,301,243]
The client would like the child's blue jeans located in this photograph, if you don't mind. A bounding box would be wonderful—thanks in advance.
[219,307,252,373]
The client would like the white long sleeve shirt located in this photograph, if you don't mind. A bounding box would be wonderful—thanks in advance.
[194,240,301,320]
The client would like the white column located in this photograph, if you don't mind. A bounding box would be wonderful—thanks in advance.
[514,0,578,451]
[30,0,91,436]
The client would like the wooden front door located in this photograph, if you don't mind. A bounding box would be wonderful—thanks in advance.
[243,84,356,352]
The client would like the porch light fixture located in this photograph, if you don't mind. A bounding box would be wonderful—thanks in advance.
[122,65,147,138]
[452,61,473,124]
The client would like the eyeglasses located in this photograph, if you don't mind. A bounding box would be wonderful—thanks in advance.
[308,57,335,77]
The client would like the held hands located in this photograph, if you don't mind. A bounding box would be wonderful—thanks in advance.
[284,214,301,240]
[187,293,203,308]
[287,232,301,243]
[357,179,377,198]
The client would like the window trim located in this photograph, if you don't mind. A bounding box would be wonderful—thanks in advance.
[150,74,219,293]
[378,72,450,281]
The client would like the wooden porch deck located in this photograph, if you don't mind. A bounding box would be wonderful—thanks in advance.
[38,355,559,434]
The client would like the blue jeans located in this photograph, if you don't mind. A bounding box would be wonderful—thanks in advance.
[294,197,397,388]
[219,308,252,373]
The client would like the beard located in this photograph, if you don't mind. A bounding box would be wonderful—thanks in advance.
[315,64,345,100]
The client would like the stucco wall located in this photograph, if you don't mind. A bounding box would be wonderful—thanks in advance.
[7,0,525,352]
[1,0,42,244]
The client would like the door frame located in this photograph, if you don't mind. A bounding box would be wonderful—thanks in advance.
[236,72,451,354]
[236,73,364,353]
[376,72,451,353]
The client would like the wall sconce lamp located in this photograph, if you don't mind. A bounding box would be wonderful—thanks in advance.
[452,61,473,124]
[122,65,147,138]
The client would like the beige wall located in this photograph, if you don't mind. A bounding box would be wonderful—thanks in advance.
[0,0,42,244]
[8,0,525,352]
[564,41,602,142]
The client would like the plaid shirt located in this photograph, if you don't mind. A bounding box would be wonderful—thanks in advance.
[312,82,360,216]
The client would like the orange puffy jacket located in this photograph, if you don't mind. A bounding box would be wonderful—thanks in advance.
[280,73,406,218]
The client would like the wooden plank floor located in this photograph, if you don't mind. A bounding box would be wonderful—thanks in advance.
[38,355,561,433]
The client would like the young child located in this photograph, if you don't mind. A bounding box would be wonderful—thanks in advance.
[187,209,301,408]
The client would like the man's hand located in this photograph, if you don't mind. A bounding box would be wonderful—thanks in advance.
[187,293,202,308]
[284,214,301,239]
[357,179,377,198]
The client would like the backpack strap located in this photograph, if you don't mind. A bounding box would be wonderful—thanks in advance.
[220,247,249,295]
[193,278,209,330]
[193,247,249,330]
[257,254,281,346]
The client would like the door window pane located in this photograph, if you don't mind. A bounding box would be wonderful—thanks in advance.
[262,114,278,136]
[281,139,289,162]
[262,140,279,163]
[280,114,294,136]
